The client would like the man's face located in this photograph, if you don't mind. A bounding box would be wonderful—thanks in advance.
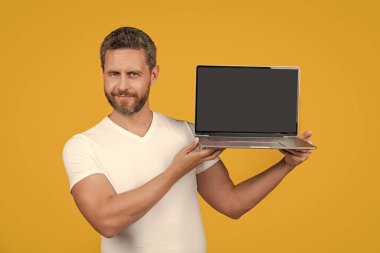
[103,48,158,115]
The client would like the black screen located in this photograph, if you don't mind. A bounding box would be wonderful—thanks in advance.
[195,66,298,134]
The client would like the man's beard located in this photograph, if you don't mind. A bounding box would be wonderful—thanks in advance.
[104,86,150,116]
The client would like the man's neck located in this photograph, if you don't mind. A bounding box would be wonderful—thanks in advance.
[108,106,153,137]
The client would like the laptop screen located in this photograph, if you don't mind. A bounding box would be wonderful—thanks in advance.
[195,66,299,135]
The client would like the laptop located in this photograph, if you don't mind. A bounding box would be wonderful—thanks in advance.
[191,65,316,150]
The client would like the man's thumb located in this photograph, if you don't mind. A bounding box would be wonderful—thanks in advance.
[184,138,199,153]
[301,130,312,139]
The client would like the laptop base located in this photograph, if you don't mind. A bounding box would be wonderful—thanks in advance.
[197,135,316,150]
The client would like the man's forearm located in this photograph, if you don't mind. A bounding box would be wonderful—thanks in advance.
[101,166,183,237]
[230,158,295,218]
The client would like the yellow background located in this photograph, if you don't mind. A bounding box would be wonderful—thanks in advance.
[1,0,379,252]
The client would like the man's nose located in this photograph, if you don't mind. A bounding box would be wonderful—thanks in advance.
[119,74,130,90]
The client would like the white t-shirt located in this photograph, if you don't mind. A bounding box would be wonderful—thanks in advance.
[62,112,220,253]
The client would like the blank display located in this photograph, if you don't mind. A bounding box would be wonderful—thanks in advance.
[195,66,298,133]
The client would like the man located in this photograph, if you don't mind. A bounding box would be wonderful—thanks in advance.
[62,26,313,253]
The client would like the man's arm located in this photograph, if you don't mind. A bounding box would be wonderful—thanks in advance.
[196,131,313,219]
[71,138,223,238]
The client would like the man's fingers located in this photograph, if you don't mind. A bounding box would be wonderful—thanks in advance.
[209,148,224,159]
[197,147,223,159]
[279,149,297,157]
[200,148,224,162]
[198,147,218,157]
[283,149,311,157]
[279,149,299,160]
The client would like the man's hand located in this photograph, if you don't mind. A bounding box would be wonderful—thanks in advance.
[279,130,313,168]
[169,138,224,178]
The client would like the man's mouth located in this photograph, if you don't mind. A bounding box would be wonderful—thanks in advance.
[115,92,136,96]
[116,94,135,97]
[116,94,136,101]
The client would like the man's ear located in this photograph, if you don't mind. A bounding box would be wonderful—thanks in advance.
[150,65,160,86]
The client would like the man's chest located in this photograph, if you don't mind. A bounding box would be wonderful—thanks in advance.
[92,129,190,193]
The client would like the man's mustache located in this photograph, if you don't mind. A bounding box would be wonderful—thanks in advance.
[111,90,137,97]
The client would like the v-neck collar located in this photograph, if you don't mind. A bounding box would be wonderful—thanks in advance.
[104,112,157,142]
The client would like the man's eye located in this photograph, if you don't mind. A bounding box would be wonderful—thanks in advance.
[109,72,119,77]
[128,72,137,77]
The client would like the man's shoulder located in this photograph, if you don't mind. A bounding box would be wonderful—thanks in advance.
[155,112,192,131]
[63,116,108,148]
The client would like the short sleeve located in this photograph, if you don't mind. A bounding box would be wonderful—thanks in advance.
[62,134,103,192]
[185,122,221,174]
[195,156,220,174]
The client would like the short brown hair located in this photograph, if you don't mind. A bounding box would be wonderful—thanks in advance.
[100,26,157,71]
